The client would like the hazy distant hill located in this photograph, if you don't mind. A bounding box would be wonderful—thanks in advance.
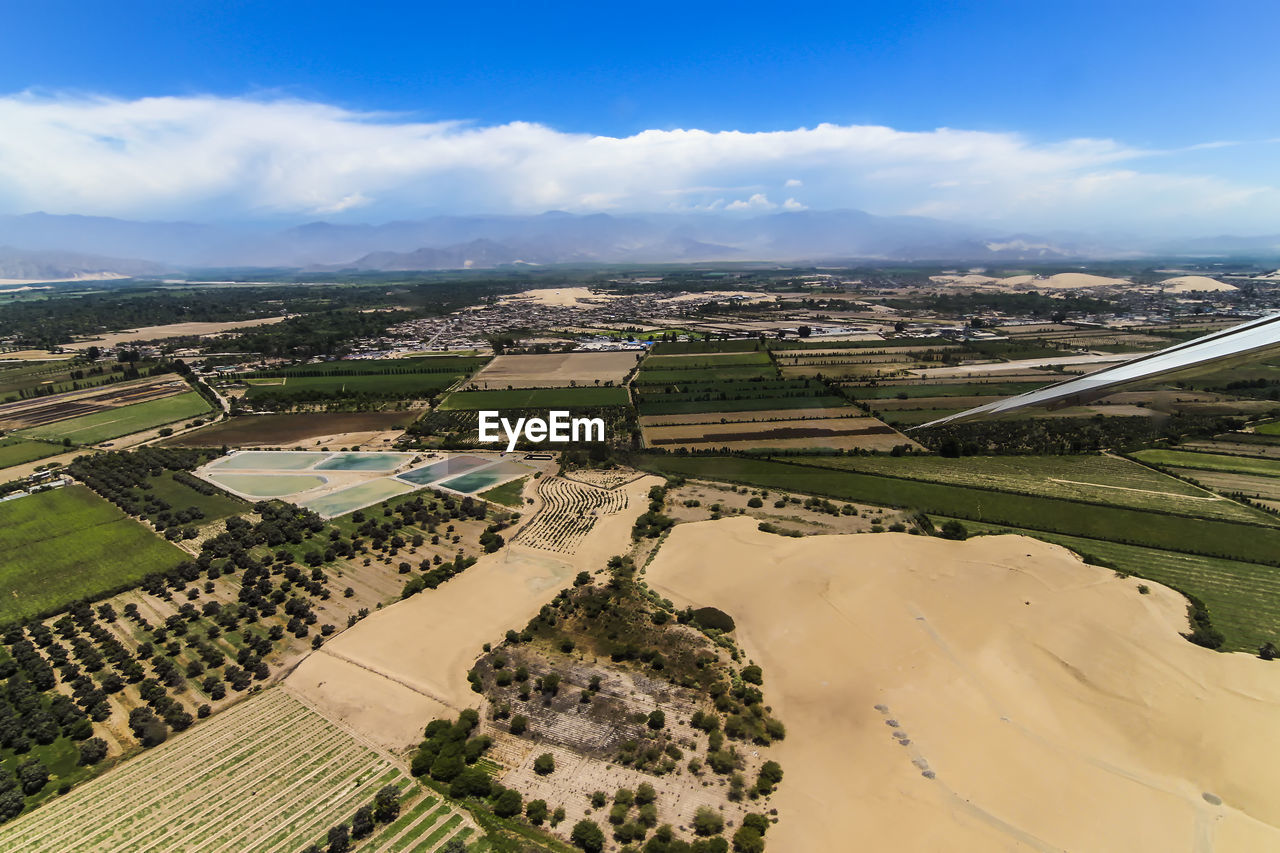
[1,210,1278,272]
[0,245,169,280]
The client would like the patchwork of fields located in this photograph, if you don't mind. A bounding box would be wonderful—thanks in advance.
[17,391,211,445]
[0,435,63,469]
[0,689,476,853]
[242,355,489,405]
[441,386,630,410]
[468,350,637,388]
[0,486,186,623]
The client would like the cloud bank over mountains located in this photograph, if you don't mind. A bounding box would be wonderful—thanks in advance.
[0,92,1275,234]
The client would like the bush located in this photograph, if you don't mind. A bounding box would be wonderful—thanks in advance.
[940,520,968,540]
[692,806,724,836]
[571,819,606,852]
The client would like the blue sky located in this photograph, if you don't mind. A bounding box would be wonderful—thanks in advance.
[0,1,1276,231]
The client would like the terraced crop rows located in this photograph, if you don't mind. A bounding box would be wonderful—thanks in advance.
[0,689,422,853]
[517,476,628,553]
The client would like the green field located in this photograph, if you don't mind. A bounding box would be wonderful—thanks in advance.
[639,455,1280,565]
[0,486,185,622]
[479,476,527,507]
[440,386,630,410]
[952,520,1280,651]
[17,391,212,445]
[1131,448,1280,478]
[848,381,1051,399]
[635,364,778,383]
[632,377,844,416]
[798,453,1267,523]
[643,351,773,368]
[0,360,161,400]
[1253,421,1280,436]
[243,372,465,399]
[143,471,247,522]
[649,339,767,355]
[0,436,64,469]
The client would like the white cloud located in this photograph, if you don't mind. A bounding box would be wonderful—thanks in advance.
[725,193,776,211]
[0,92,1274,231]
[782,197,807,210]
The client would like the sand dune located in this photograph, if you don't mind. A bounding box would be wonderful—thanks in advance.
[644,518,1280,852]
[1159,275,1237,293]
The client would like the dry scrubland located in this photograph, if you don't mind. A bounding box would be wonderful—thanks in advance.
[469,351,639,388]
[286,475,663,749]
[63,318,287,350]
[645,518,1280,852]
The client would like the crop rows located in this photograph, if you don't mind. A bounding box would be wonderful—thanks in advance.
[950,520,1280,652]
[799,453,1272,523]
[517,477,629,553]
[0,689,409,853]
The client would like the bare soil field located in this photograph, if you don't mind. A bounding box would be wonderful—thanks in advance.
[163,410,420,448]
[286,475,662,749]
[645,518,1280,852]
[0,374,189,430]
[912,352,1133,378]
[468,351,639,389]
[638,406,857,426]
[64,317,287,349]
[644,416,918,452]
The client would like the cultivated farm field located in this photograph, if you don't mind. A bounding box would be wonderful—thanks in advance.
[643,416,913,452]
[638,455,1280,563]
[0,688,476,853]
[468,351,637,388]
[0,435,62,469]
[441,386,630,410]
[164,410,419,448]
[801,453,1266,522]
[516,476,629,553]
[0,486,186,623]
[1132,448,1280,478]
[18,391,212,445]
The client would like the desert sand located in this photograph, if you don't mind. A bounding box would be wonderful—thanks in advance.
[285,475,662,749]
[644,518,1280,852]
[64,317,286,349]
[1158,276,1238,293]
[498,287,619,308]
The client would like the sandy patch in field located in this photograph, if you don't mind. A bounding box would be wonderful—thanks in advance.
[468,351,638,388]
[499,287,620,308]
[1157,275,1238,293]
[0,350,74,361]
[285,475,662,749]
[64,317,287,349]
[659,290,776,304]
[645,519,1280,852]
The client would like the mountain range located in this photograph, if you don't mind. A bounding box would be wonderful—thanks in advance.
[1,211,1278,279]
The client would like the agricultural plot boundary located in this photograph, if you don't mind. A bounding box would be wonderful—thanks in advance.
[0,688,476,853]
[516,476,629,554]
[638,456,1280,565]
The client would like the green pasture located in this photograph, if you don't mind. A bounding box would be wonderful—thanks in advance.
[0,486,185,622]
[17,391,212,445]
[1131,448,1280,478]
[0,436,64,469]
